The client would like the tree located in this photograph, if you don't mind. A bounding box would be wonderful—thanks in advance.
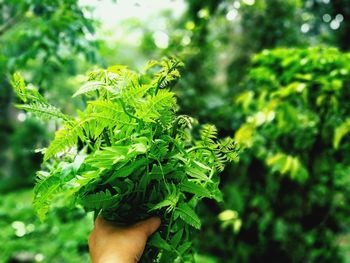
[0,0,96,186]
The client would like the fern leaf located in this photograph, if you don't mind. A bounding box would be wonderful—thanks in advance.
[174,203,201,229]
[12,72,46,103]
[105,158,148,183]
[44,124,83,161]
[149,232,172,251]
[85,146,129,169]
[78,190,120,210]
[33,175,62,221]
[149,186,179,212]
[200,124,218,146]
[16,102,72,121]
[180,180,211,198]
[153,57,184,90]
[73,81,106,97]
[121,84,152,106]
[135,90,176,123]
[185,166,211,182]
[11,72,27,102]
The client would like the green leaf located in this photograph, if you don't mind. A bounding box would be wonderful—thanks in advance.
[135,89,176,123]
[180,180,211,198]
[11,72,27,102]
[170,229,183,248]
[200,124,218,146]
[334,119,350,149]
[148,232,172,251]
[86,146,129,169]
[33,174,64,221]
[44,124,83,161]
[175,203,201,229]
[15,102,71,121]
[177,241,192,255]
[149,186,179,212]
[73,81,106,97]
[78,190,120,210]
[105,158,148,183]
[185,166,210,182]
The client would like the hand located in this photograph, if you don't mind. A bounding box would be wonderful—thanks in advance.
[88,216,161,263]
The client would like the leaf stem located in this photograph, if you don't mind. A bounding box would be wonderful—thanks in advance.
[166,209,175,241]
[118,99,141,122]
[186,146,213,153]
[154,61,180,95]
[103,130,111,146]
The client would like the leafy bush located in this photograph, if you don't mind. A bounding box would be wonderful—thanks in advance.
[196,47,350,262]
[0,117,48,190]
[13,58,238,262]
[0,189,92,263]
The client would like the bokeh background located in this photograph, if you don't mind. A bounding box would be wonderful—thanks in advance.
[1,0,350,262]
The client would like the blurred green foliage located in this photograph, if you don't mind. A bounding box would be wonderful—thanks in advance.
[0,0,97,185]
[0,189,92,263]
[196,47,350,262]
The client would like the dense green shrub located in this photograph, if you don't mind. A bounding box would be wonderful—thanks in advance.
[196,47,350,262]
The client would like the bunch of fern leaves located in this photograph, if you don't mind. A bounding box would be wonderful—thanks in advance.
[12,58,238,262]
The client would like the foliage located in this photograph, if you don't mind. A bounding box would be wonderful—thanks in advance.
[0,0,96,185]
[0,189,92,263]
[13,57,239,262]
[0,0,95,71]
[197,47,350,262]
[3,117,48,191]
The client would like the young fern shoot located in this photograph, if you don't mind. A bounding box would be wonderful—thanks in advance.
[13,58,239,262]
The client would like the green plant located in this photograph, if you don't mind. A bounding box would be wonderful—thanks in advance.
[0,0,96,183]
[196,47,350,263]
[0,189,92,263]
[13,57,238,262]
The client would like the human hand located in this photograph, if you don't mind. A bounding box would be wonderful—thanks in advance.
[88,216,161,263]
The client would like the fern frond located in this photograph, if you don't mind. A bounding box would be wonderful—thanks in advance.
[149,186,179,213]
[33,174,63,221]
[176,115,196,129]
[89,100,127,117]
[218,137,240,162]
[113,69,140,95]
[213,152,226,172]
[180,180,211,198]
[82,100,137,139]
[78,190,120,210]
[135,89,176,124]
[16,102,72,122]
[44,123,84,161]
[11,72,27,102]
[174,203,201,229]
[12,72,46,103]
[73,81,106,97]
[153,57,184,92]
[120,84,152,106]
[200,124,218,146]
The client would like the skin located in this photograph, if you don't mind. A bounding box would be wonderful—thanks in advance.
[88,216,161,263]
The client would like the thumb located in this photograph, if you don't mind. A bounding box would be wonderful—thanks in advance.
[132,217,161,237]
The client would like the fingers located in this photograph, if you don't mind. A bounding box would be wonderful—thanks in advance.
[95,215,161,238]
[94,215,103,226]
[133,217,161,237]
